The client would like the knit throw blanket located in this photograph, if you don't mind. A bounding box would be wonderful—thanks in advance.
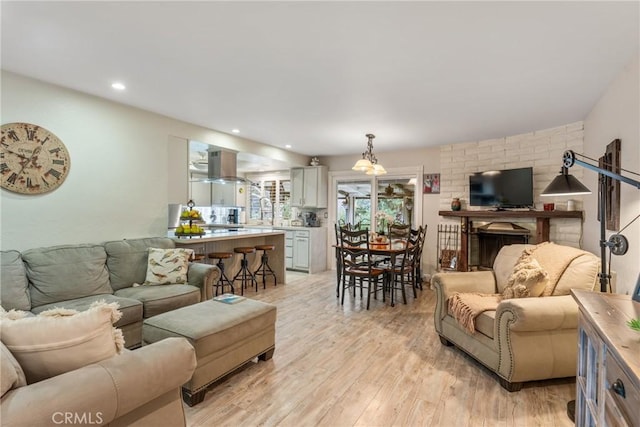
[448,242,588,333]
[448,292,500,333]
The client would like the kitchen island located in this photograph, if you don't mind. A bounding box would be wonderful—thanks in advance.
[170,228,286,286]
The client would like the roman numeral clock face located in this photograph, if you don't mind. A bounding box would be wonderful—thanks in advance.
[1,123,70,194]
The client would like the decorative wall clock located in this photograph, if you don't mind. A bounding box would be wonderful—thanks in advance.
[1,122,70,194]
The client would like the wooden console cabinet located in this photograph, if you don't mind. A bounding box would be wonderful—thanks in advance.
[439,210,583,271]
[571,290,639,427]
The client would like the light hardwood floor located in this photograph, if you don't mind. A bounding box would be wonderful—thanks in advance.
[184,271,575,427]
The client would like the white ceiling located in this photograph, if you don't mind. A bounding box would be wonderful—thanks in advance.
[2,1,638,157]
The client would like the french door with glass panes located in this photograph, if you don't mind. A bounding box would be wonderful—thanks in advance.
[335,176,417,233]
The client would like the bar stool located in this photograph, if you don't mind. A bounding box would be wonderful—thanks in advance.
[232,247,258,295]
[253,244,277,288]
[207,251,235,296]
[191,253,206,263]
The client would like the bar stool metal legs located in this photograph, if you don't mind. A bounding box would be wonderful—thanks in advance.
[207,252,234,296]
[232,247,258,295]
[253,244,277,289]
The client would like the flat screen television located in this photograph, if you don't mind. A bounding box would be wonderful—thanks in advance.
[469,167,534,209]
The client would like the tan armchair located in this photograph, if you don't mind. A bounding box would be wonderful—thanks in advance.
[433,243,602,391]
[1,337,197,426]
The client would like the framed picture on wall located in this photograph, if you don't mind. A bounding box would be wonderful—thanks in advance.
[423,173,440,194]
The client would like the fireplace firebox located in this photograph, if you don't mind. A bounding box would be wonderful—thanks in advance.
[475,222,530,268]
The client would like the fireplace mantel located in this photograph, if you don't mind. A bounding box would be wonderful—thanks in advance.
[438,210,584,271]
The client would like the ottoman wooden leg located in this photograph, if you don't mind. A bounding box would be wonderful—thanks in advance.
[258,347,275,361]
[182,388,206,407]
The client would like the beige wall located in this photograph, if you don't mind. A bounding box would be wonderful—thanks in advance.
[583,54,640,295]
[0,71,308,251]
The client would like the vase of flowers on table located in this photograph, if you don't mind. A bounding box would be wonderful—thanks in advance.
[375,211,395,236]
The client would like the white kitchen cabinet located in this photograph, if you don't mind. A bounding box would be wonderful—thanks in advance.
[189,172,211,205]
[290,166,328,208]
[235,184,247,207]
[292,230,310,270]
[285,231,293,269]
[211,182,237,206]
[276,227,326,273]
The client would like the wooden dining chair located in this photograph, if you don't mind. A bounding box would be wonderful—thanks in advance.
[335,223,368,298]
[386,238,419,306]
[334,223,346,298]
[388,222,410,240]
[338,228,385,310]
[410,225,427,290]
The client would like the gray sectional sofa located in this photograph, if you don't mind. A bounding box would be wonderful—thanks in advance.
[0,237,220,348]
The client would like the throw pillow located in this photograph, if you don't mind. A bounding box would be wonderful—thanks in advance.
[0,301,124,384]
[142,247,193,286]
[502,255,549,300]
[1,341,26,397]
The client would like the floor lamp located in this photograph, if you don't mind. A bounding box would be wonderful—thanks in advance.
[542,149,640,292]
[541,149,640,421]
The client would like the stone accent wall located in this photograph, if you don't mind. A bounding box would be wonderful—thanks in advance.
[439,121,585,249]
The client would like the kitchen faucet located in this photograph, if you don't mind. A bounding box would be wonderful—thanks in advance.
[259,197,274,226]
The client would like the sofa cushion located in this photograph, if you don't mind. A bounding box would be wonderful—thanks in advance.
[143,247,194,285]
[31,294,143,329]
[114,284,200,318]
[0,301,124,384]
[1,341,26,396]
[104,238,175,291]
[525,242,594,296]
[553,253,600,295]
[493,244,534,293]
[0,250,31,311]
[474,310,495,339]
[22,244,112,308]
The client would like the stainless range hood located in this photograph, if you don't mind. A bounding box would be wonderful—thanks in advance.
[200,149,252,184]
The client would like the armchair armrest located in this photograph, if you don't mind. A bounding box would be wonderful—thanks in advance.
[0,338,196,427]
[187,263,220,300]
[496,295,578,332]
[495,295,581,383]
[432,271,497,329]
[432,271,497,297]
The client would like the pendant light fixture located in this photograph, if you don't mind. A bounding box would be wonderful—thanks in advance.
[352,133,387,175]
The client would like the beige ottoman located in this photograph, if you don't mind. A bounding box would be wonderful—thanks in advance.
[142,298,277,406]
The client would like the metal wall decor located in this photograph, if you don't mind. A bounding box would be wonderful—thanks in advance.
[599,139,621,231]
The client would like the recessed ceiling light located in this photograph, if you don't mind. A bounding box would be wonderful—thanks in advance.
[285,144,292,149]
[231,129,240,133]
[111,82,126,91]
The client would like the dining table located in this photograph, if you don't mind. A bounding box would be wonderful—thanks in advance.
[334,239,411,307]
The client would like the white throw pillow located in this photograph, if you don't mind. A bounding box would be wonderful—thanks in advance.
[0,301,124,384]
[502,256,549,300]
[142,247,193,285]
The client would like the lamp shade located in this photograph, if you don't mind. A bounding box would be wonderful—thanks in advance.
[366,164,387,176]
[352,158,372,172]
[541,172,591,197]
